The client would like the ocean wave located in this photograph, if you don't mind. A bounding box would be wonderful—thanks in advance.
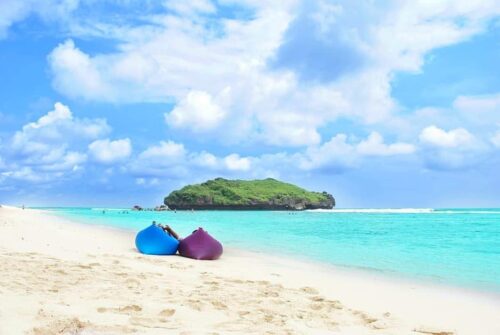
[434,210,500,214]
[306,208,435,214]
[306,208,500,214]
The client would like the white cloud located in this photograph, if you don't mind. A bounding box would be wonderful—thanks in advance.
[491,131,500,148]
[129,141,188,177]
[48,40,111,101]
[298,134,356,171]
[297,132,415,171]
[0,102,113,184]
[0,1,79,39]
[139,141,186,162]
[135,177,160,187]
[190,151,218,168]
[419,125,475,148]
[165,90,227,132]
[131,140,256,177]
[417,125,489,170]
[40,151,87,172]
[453,93,500,127]
[224,154,251,171]
[88,138,132,164]
[0,1,31,38]
[165,0,216,15]
[1,167,45,183]
[44,0,500,149]
[372,1,500,73]
[357,132,416,156]
[11,102,109,157]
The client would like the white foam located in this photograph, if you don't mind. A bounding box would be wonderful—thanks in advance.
[435,210,500,214]
[306,208,435,214]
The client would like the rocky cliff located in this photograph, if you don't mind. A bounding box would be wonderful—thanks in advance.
[164,178,335,210]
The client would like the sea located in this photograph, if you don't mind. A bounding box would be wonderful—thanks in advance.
[42,207,500,292]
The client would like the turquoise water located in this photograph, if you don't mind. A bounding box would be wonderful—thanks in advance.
[44,207,500,291]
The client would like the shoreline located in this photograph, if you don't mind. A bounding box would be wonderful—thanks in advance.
[45,207,500,296]
[1,205,499,334]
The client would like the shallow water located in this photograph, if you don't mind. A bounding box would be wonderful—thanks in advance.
[44,207,500,292]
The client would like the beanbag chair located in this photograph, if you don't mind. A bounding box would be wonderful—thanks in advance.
[135,224,179,255]
[178,228,223,260]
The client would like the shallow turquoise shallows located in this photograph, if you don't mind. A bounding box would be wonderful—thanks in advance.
[44,208,500,292]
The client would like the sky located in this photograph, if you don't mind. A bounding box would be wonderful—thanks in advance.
[0,0,499,208]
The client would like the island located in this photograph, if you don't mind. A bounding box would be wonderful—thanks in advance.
[164,178,335,210]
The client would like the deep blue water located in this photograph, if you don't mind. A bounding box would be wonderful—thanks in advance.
[43,207,500,291]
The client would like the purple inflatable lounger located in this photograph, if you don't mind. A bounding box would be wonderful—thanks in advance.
[178,228,223,260]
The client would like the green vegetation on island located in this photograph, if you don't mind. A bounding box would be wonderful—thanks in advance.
[164,178,335,210]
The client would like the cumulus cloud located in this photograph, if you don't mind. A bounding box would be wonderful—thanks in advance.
[418,125,487,170]
[0,102,112,184]
[40,151,87,172]
[129,141,188,177]
[128,131,417,180]
[48,40,111,101]
[139,141,186,162]
[453,93,500,127]
[297,134,355,171]
[224,154,251,171]
[190,151,218,168]
[165,0,216,15]
[298,132,415,171]
[0,1,31,39]
[43,0,500,150]
[11,102,109,156]
[419,125,475,148]
[88,138,132,164]
[165,90,227,132]
[0,0,79,39]
[491,131,500,148]
[4,0,498,184]
[357,132,416,156]
[131,140,255,178]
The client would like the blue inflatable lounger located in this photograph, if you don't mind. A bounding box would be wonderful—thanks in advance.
[135,224,179,255]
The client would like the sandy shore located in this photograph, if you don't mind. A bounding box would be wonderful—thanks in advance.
[0,206,499,334]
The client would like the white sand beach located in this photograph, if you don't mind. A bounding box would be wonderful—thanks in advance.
[0,205,499,335]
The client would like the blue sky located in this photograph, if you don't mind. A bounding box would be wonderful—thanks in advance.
[0,0,499,208]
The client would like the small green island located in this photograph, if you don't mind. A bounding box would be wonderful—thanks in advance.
[164,178,335,210]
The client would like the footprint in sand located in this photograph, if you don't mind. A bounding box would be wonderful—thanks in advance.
[300,286,319,295]
[97,305,142,314]
[129,316,178,329]
[310,303,324,311]
[414,327,455,335]
[32,317,88,335]
[210,301,228,310]
[120,305,142,313]
[125,278,141,289]
[159,308,176,317]
[353,310,378,326]
[259,289,280,298]
[310,296,324,302]
[186,299,204,311]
